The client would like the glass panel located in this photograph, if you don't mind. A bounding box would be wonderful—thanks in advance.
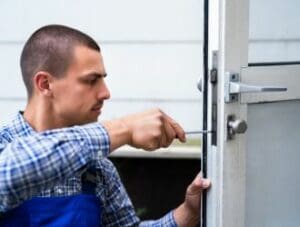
[245,101,300,227]
[249,0,300,63]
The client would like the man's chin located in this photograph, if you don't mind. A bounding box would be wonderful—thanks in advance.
[85,117,99,124]
[74,117,99,126]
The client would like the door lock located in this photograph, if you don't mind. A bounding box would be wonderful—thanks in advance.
[227,115,247,140]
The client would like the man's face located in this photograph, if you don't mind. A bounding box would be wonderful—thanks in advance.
[50,45,110,126]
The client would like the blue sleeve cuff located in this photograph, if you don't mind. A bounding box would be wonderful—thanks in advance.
[139,211,177,227]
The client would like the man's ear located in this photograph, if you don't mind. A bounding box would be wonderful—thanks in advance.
[33,71,54,96]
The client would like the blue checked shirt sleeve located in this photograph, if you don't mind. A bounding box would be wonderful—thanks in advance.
[140,211,178,227]
[0,123,110,212]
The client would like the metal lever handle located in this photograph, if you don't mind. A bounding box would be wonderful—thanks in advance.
[230,82,287,94]
[225,72,287,103]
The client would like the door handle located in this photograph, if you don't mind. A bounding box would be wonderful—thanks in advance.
[225,72,287,102]
[230,82,287,93]
[227,115,247,140]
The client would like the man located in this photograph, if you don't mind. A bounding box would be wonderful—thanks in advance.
[0,24,210,226]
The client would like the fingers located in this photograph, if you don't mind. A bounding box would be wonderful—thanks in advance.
[146,108,185,148]
[181,173,211,220]
[164,114,186,143]
[187,173,211,195]
[120,108,186,151]
[159,115,176,148]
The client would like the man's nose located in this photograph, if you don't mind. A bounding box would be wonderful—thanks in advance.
[97,81,110,100]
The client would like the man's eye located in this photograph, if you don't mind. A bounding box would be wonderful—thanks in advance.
[88,78,98,85]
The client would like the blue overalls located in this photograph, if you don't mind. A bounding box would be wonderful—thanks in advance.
[0,171,102,227]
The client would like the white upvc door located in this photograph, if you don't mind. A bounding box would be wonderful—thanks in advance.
[204,0,300,227]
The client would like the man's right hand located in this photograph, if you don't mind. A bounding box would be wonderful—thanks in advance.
[102,108,186,152]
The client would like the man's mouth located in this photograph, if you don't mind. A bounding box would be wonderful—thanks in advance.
[91,104,103,112]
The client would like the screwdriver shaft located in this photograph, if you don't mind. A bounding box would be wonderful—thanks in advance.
[185,130,213,134]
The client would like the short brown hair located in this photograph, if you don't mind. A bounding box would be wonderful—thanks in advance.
[20,24,100,98]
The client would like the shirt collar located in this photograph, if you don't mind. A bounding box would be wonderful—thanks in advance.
[9,111,36,137]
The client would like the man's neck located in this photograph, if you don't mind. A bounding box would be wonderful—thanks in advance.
[23,100,64,132]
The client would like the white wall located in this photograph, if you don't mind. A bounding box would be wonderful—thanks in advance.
[0,0,203,131]
[249,0,300,62]
[2,0,298,129]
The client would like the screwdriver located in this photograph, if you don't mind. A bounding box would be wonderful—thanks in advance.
[176,131,214,138]
[185,130,213,135]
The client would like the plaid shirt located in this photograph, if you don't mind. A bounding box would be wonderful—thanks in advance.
[0,112,177,226]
